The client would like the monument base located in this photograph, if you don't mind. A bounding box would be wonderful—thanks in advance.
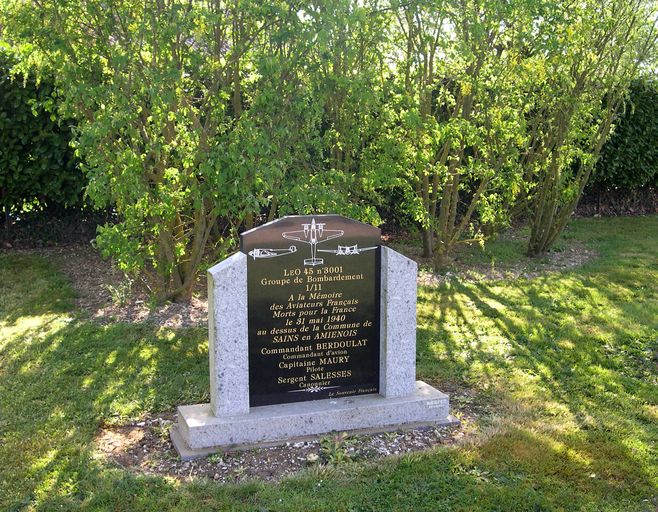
[171,381,458,460]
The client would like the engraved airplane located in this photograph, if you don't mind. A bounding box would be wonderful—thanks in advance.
[281,218,344,266]
[247,245,297,259]
[318,244,377,256]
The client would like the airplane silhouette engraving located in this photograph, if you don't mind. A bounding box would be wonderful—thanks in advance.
[247,246,297,259]
[282,218,344,266]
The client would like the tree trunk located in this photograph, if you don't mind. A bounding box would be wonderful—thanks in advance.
[3,203,9,238]
[172,276,196,302]
[244,212,254,230]
[433,238,450,270]
[421,227,433,258]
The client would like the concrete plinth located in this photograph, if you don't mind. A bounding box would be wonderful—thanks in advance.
[171,381,456,459]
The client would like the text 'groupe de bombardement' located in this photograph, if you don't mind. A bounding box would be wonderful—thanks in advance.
[259,273,364,287]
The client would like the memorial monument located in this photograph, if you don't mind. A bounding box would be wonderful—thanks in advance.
[171,214,455,459]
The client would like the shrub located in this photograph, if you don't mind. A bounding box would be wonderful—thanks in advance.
[0,45,82,225]
[1,1,386,300]
[593,77,658,191]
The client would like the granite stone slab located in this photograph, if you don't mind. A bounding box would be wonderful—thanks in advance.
[379,246,418,398]
[208,252,249,416]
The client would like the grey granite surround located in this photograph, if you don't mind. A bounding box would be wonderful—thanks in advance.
[172,243,455,459]
[208,252,249,416]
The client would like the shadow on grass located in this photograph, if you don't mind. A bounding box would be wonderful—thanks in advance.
[0,254,76,325]
[416,241,657,506]
[0,314,213,510]
[1,317,596,511]
[0,253,211,508]
[1,217,656,511]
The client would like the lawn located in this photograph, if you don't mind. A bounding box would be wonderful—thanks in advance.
[1,216,656,512]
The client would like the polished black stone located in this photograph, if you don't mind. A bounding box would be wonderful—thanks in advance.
[241,214,381,407]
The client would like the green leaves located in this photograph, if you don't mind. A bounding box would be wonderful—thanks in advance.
[594,78,658,190]
[0,48,83,216]
[523,0,657,256]
[1,0,394,299]
[1,0,655,292]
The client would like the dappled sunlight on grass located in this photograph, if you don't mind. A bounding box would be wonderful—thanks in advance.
[0,315,211,505]
[1,217,656,511]
[0,254,212,508]
[415,217,658,507]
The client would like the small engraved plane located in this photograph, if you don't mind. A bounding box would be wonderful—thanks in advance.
[318,244,377,256]
[247,245,297,260]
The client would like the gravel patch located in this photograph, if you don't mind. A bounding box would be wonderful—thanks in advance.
[94,412,466,483]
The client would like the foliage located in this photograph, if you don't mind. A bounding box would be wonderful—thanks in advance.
[206,451,224,464]
[1,216,656,510]
[520,0,657,256]
[0,45,82,222]
[368,0,658,265]
[2,0,657,290]
[368,0,528,267]
[1,0,387,300]
[319,431,354,464]
[594,77,658,190]
[226,0,390,225]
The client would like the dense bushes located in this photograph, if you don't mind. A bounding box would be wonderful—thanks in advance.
[593,78,658,191]
[0,46,83,226]
[2,1,391,300]
[1,1,656,298]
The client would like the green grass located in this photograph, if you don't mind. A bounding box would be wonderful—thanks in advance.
[1,217,656,511]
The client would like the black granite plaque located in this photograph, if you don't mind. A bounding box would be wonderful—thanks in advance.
[240,214,381,407]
